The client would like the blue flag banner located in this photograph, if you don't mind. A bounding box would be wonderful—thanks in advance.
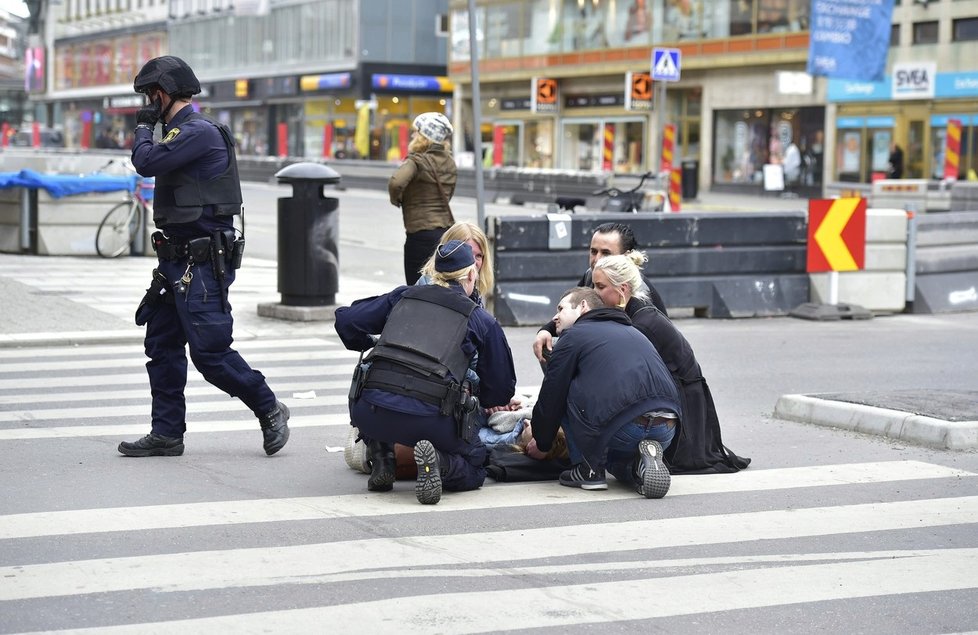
[807,0,895,82]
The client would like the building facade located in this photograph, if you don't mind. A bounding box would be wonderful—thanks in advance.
[29,0,451,159]
[446,0,978,195]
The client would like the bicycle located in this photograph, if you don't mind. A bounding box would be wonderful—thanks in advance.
[95,160,155,258]
[553,171,665,214]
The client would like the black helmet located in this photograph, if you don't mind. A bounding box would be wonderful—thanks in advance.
[133,55,201,97]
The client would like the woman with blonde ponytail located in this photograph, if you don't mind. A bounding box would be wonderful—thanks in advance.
[591,253,751,475]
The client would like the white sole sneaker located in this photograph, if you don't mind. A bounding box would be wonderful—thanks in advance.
[637,440,671,499]
[343,426,371,474]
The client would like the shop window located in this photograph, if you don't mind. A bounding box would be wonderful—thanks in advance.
[524,0,560,55]
[663,0,706,41]
[523,119,554,169]
[952,17,978,42]
[729,0,754,36]
[485,2,526,58]
[912,20,939,44]
[713,109,770,184]
[715,107,824,186]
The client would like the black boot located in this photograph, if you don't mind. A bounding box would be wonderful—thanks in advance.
[367,439,396,492]
[259,401,290,456]
[413,439,444,505]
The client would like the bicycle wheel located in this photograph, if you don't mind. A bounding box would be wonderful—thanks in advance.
[96,200,141,258]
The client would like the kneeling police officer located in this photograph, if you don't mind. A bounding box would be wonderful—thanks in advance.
[118,55,289,458]
[335,240,516,504]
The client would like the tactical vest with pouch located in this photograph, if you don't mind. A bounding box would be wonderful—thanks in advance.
[153,112,244,227]
[363,285,476,416]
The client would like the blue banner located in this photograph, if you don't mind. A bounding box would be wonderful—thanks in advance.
[807,0,895,82]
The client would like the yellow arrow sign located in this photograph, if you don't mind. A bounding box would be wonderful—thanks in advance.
[813,198,861,271]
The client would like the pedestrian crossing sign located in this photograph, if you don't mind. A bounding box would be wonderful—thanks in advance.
[652,48,681,82]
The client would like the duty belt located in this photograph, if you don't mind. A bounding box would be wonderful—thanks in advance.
[151,232,208,262]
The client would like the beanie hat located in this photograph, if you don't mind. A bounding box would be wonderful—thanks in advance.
[413,112,453,143]
[435,240,474,273]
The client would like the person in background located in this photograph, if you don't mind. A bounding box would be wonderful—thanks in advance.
[532,222,668,364]
[888,143,904,179]
[591,251,750,475]
[531,287,679,499]
[119,55,289,458]
[335,240,516,505]
[389,112,457,286]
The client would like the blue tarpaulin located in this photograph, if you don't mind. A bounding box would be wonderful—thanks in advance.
[0,169,139,199]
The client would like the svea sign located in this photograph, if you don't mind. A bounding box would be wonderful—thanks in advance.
[892,62,937,100]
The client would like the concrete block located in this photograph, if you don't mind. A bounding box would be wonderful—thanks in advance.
[864,243,907,271]
[866,208,908,242]
[810,271,907,313]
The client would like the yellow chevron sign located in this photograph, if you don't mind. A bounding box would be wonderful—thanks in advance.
[807,198,867,273]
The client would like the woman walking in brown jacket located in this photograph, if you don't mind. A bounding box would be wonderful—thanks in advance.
[389,112,457,285]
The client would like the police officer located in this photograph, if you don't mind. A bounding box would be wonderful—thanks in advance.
[118,56,290,458]
[335,240,517,504]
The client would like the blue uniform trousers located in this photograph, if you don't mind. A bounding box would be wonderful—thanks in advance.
[351,398,487,492]
[142,258,276,438]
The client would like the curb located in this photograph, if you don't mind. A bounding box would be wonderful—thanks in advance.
[774,393,978,450]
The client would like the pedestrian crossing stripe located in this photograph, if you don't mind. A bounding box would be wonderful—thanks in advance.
[0,413,347,440]
[38,548,978,633]
[0,461,969,539]
[3,495,977,602]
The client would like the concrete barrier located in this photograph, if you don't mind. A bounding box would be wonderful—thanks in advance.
[950,181,978,212]
[909,211,978,314]
[809,208,909,313]
[489,211,810,326]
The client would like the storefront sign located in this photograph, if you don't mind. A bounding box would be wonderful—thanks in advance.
[532,78,558,114]
[501,98,532,111]
[808,0,894,81]
[935,72,978,98]
[300,73,352,92]
[564,94,624,108]
[235,79,250,98]
[892,62,936,100]
[625,71,652,111]
[372,74,453,93]
[831,71,978,102]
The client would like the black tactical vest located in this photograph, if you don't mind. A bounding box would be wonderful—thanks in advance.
[363,285,476,407]
[153,112,243,227]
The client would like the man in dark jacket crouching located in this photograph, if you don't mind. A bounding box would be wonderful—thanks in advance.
[530,287,681,499]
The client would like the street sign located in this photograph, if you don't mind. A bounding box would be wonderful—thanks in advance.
[532,77,558,113]
[652,48,681,82]
[624,71,652,111]
[807,198,867,273]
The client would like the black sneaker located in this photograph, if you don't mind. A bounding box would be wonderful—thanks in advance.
[559,462,607,490]
[636,439,670,499]
[414,440,442,505]
[259,401,290,456]
[118,433,184,457]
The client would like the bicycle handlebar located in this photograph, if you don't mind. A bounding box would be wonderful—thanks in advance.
[592,171,655,197]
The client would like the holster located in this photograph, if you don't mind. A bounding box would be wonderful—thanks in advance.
[454,391,480,443]
[135,268,173,326]
[348,352,369,407]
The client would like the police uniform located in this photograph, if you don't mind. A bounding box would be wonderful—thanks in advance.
[119,56,288,458]
[335,244,516,501]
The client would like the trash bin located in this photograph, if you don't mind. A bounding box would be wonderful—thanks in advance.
[681,160,699,200]
[274,163,341,306]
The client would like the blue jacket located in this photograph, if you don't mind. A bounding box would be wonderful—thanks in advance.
[531,307,681,469]
[335,283,517,416]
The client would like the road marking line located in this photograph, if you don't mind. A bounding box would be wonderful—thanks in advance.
[52,548,978,633]
[0,461,970,539]
[3,496,977,601]
[0,413,348,440]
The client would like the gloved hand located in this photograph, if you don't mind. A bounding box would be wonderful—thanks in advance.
[136,100,162,127]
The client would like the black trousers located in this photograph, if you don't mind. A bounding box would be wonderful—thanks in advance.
[403,228,448,286]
